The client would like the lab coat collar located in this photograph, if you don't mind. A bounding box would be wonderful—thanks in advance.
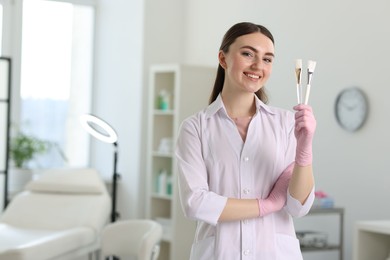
[205,93,275,119]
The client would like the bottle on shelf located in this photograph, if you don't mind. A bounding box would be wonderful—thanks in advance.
[166,174,172,195]
[158,89,170,110]
[157,169,167,195]
[158,137,173,154]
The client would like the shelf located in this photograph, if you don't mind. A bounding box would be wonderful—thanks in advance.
[308,207,344,215]
[155,217,173,242]
[146,64,216,260]
[154,109,175,115]
[301,244,341,252]
[162,233,173,242]
[151,193,172,200]
[297,207,344,260]
[152,151,173,158]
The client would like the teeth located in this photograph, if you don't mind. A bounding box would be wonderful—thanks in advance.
[245,73,260,79]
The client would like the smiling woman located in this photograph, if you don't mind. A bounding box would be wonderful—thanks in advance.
[175,22,316,260]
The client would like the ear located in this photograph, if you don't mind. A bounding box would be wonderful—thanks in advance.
[218,51,227,69]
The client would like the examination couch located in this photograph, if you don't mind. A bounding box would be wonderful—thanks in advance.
[0,168,111,260]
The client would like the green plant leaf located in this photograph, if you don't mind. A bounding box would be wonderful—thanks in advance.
[9,133,49,168]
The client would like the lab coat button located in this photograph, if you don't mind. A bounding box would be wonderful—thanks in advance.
[244,157,249,162]
[243,249,250,255]
[243,188,250,194]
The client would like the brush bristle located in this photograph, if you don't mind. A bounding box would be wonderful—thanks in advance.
[308,60,317,72]
[295,59,302,69]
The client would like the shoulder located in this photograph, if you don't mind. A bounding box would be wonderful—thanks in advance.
[179,108,208,134]
[255,96,294,123]
[260,103,295,125]
[180,98,222,130]
[267,105,294,121]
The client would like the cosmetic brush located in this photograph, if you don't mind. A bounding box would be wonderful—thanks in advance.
[295,59,302,104]
[304,60,317,105]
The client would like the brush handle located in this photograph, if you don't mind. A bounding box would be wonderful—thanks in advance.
[297,84,302,104]
[300,85,303,104]
[304,84,311,105]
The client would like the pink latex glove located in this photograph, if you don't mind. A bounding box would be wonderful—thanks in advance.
[294,104,316,166]
[258,164,293,217]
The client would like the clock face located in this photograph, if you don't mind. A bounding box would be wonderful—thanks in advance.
[335,87,368,132]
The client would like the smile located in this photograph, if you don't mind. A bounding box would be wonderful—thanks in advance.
[244,72,260,79]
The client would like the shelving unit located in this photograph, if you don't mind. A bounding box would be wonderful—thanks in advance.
[297,207,344,260]
[146,64,216,260]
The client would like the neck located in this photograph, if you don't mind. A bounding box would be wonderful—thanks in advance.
[221,89,256,118]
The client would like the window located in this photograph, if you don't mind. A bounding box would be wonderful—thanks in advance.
[20,0,95,168]
[0,4,3,55]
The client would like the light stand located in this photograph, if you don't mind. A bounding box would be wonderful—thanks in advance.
[111,142,119,222]
[80,114,120,222]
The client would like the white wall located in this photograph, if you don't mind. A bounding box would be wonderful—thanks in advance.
[140,0,185,216]
[143,0,390,259]
[91,0,144,219]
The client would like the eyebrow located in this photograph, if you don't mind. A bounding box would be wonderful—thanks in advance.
[240,45,275,57]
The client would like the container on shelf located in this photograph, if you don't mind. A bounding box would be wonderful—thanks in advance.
[157,89,171,110]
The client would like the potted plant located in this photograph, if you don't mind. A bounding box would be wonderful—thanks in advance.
[10,132,49,168]
[8,132,50,194]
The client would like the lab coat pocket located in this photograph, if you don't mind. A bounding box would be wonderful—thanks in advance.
[190,236,215,260]
[275,234,303,260]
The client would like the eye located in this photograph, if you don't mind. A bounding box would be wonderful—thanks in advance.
[241,51,254,58]
[263,57,273,63]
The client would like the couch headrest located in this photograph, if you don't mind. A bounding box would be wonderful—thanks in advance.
[25,168,107,194]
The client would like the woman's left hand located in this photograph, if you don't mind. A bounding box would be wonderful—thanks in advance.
[293,104,316,166]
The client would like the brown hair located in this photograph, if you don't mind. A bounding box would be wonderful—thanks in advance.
[209,22,274,104]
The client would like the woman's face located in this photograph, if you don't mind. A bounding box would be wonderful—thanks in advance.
[219,32,275,94]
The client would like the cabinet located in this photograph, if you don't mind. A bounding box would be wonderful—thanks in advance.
[353,220,390,260]
[296,207,344,260]
[146,64,216,260]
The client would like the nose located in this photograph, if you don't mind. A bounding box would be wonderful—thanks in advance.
[251,57,263,70]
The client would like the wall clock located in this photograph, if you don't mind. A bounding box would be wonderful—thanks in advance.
[335,87,368,132]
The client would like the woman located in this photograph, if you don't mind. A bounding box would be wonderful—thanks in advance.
[175,22,316,260]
